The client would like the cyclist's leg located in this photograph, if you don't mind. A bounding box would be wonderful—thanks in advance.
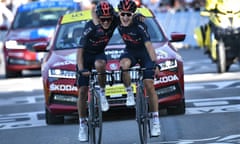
[142,54,161,137]
[94,53,109,111]
[119,52,132,87]
[76,52,94,141]
[120,52,136,106]
[95,53,107,89]
[77,79,89,141]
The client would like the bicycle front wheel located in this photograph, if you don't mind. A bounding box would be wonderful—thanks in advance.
[136,84,149,144]
[88,90,103,144]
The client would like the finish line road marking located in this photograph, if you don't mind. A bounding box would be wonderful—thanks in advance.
[0,96,240,130]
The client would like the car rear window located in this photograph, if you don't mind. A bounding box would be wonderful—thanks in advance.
[12,8,74,29]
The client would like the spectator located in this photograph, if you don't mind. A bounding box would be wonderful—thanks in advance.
[142,0,161,13]
[0,0,13,27]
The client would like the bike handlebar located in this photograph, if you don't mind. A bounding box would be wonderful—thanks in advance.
[77,65,160,86]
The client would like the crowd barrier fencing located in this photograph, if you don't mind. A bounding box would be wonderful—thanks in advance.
[155,10,208,48]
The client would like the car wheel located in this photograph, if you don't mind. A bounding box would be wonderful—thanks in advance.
[5,70,22,78]
[166,99,186,115]
[216,40,227,73]
[45,108,64,124]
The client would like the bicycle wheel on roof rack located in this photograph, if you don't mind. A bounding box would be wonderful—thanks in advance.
[136,83,149,144]
[88,90,102,144]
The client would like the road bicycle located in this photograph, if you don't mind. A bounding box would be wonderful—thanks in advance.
[86,70,114,144]
[122,66,158,144]
[83,66,157,144]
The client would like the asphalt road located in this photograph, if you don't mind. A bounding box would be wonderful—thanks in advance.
[0,48,240,144]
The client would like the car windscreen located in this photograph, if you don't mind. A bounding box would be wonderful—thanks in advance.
[12,8,75,29]
[55,21,86,50]
[54,18,164,50]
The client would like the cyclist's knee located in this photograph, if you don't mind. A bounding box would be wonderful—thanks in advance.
[95,60,106,70]
[144,79,154,88]
[120,58,131,69]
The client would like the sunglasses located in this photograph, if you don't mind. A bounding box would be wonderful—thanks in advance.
[120,12,133,17]
[99,17,112,22]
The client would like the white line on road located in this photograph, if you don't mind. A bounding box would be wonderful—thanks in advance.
[0,96,240,130]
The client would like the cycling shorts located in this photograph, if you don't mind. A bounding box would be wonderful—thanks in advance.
[76,52,107,86]
[120,50,155,80]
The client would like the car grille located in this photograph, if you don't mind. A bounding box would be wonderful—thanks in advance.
[8,58,41,65]
[51,94,78,106]
[107,95,127,105]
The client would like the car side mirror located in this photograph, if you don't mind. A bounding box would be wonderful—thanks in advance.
[170,32,186,42]
[33,42,49,52]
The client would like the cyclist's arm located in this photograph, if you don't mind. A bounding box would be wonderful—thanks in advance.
[76,48,84,70]
[76,21,94,70]
[137,22,157,62]
[133,13,145,23]
[145,41,156,62]
[91,5,99,25]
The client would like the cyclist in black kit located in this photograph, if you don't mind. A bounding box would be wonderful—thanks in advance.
[76,1,117,142]
[117,0,161,136]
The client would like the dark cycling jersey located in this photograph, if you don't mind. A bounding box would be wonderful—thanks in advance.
[118,21,155,79]
[79,15,118,54]
[118,21,150,51]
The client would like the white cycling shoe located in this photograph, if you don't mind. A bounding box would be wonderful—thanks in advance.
[126,92,135,106]
[151,123,161,137]
[100,96,109,111]
[78,124,88,142]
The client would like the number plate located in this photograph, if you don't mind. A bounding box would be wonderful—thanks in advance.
[105,84,136,98]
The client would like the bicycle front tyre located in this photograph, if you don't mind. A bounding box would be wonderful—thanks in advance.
[136,83,149,144]
[88,90,103,144]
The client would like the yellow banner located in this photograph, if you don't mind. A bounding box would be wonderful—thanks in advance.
[61,10,92,24]
[105,84,136,97]
[61,8,153,24]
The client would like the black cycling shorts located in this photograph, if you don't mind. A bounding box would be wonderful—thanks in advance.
[120,50,155,80]
[76,52,107,86]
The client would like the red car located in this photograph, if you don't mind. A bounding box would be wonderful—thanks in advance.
[0,1,80,78]
[37,8,186,124]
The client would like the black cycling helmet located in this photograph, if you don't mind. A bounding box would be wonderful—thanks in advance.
[96,1,114,17]
[118,0,137,13]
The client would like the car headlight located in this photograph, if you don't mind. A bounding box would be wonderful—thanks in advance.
[48,69,76,78]
[5,40,26,49]
[158,59,177,71]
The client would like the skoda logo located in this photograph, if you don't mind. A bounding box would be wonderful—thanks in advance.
[110,63,118,70]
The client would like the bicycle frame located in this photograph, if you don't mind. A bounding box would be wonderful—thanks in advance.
[88,71,102,144]
[123,67,156,144]
[87,70,114,144]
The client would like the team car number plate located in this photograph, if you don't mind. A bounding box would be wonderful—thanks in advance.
[105,84,136,98]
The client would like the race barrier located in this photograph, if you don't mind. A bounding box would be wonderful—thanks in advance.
[155,10,208,48]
